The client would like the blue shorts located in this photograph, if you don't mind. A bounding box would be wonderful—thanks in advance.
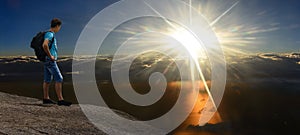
[44,61,63,83]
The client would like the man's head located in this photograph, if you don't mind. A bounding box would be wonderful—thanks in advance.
[51,18,62,33]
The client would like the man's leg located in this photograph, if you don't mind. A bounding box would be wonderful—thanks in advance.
[51,61,72,106]
[43,61,53,101]
[55,82,64,101]
[43,82,50,99]
[42,81,56,104]
[55,81,71,106]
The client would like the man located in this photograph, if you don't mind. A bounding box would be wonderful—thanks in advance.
[42,18,71,106]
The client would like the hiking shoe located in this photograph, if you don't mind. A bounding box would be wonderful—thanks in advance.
[57,100,72,106]
[43,99,56,104]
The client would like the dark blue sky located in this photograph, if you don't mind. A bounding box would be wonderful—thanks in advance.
[231,0,300,52]
[0,0,300,56]
[0,0,118,55]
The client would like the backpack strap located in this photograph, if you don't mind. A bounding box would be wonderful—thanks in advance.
[46,31,55,50]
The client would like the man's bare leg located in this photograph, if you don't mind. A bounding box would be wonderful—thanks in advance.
[43,82,50,99]
[55,82,64,101]
[55,82,72,106]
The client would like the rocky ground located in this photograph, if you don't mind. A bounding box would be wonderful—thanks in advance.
[0,92,104,135]
[0,92,167,135]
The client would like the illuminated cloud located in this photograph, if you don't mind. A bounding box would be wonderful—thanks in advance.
[259,53,282,61]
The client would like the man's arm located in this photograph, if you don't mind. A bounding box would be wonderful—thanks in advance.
[42,39,55,61]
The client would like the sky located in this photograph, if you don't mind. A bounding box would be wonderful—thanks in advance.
[0,0,300,56]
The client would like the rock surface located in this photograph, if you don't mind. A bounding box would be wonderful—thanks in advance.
[0,92,103,135]
[0,92,165,135]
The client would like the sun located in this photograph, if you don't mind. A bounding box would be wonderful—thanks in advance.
[168,26,207,60]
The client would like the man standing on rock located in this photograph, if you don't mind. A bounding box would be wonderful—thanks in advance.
[42,18,71,106]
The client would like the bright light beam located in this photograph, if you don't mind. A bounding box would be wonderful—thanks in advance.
[170,29,217,110]
[143,1,178,29]
[144,0,219,120]
[210,1,239,27]
[144,0,218,109]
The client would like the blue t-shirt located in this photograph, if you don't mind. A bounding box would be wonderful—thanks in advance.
[44,32,58,61]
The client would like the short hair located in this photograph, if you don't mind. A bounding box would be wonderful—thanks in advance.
[51,18,62,28]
